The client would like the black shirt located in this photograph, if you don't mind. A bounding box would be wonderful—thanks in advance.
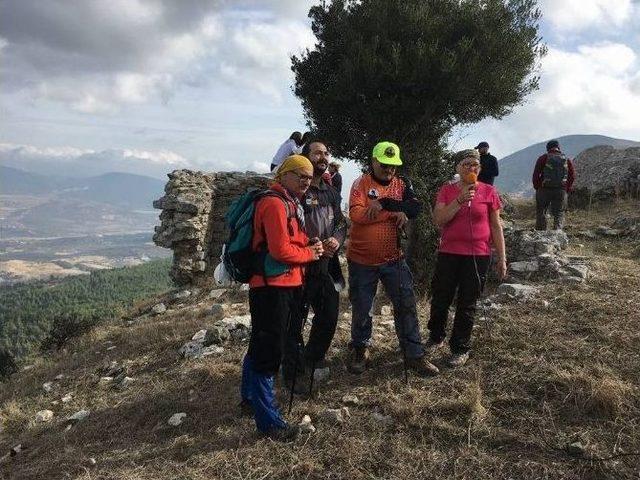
[478,153,499,185]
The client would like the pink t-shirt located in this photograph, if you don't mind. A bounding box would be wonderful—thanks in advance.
[435,182,501,255]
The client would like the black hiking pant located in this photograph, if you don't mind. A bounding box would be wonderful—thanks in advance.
[428,253,490,354]
[248,286,303,375]
[282,269,339,380]
[535,187,567,230]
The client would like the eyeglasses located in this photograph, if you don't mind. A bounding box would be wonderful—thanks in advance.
[288,171,313,182]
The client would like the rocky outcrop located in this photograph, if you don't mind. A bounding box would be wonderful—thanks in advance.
[153,170,272,286]
[504,228,589,283]
[570,146,640,207]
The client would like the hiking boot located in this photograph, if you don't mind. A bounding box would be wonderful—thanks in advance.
[239,399,254,417]
[265,424,300,443]
[405,356,440,377]
[448,352,470,367]
[425,339,446,356]
[347,345,370,374]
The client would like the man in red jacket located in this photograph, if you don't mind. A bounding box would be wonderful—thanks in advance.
[532,139,575,230]
[240,155,324,442]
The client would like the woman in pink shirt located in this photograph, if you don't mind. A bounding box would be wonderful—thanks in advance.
[428,149,506,367]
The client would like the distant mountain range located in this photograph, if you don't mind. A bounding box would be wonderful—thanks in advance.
[0,166,165,210]
[0,166,166,238]
[495,134,640,196]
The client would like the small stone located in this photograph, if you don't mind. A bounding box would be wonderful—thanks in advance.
[61,393,73,403]
[67,410,90,423]
[168,412,187,426]
[596,226,620,237]
[201,345,224,357]
[87,457,97,467]
[10,444,22,456]
[509,261,539,273]
[496,283,538,300]
[541,300,550,308]
[54,374,65,380]
[230,325,250,341]
[319,407,350,424]
[98,376,114,386]
[380,305,392,316]
[561,276,585,284]
[371,412,394,426]
[341,394,360,406]
[42,382,54,393]
[204,325,230,345]
[173,290,192,301]
[341,312,350,320]
[119,377,135,388]
[208,289,227,300]
[218,315,251,330]
[35,410,54,423]
[565,264,589,279]
[179,341,203,359]
[151,303,167,315]
[567,441,586,456]
[191,329,207,342]
[299,414,316,434]
[210,304,225,319]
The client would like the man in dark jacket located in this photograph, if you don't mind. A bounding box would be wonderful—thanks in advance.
[282,140,348,393]
[532,139,575,230]
[476,141,499,185]
[328,161,343,195]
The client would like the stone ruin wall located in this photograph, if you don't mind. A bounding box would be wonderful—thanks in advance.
[153,169,272,287]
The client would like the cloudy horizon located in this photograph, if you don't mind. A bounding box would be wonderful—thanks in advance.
[1,0,639,184]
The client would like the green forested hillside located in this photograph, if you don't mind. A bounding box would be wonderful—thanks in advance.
[0,259,172,359]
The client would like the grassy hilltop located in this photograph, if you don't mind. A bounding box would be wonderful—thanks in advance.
[1,201,639,479]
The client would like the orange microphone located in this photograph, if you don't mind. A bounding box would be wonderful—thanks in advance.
[462,172,477,207]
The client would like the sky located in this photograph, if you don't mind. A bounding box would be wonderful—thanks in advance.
[1,0,640,188]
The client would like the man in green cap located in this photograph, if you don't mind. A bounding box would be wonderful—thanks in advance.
[346,141,439,376]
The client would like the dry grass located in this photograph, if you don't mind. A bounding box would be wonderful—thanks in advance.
[1,201,640,479]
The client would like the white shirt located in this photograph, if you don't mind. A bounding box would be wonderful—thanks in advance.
[271,139,303,171]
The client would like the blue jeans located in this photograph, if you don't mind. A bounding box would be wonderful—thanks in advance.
[348,259,424,358]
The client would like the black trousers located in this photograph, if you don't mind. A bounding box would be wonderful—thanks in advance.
[283,270,339,378]
[248,286,303,376]
[428,253,490,354]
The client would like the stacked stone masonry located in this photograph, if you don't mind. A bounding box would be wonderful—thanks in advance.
[153,169,272,286]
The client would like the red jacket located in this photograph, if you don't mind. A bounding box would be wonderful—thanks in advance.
[532,148,575,192]
[249,183,315,288]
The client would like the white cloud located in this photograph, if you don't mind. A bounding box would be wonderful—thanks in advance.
[0,1,313,113]
[458,41,640,156]
[539,0,633,32]
[0,143,190,178]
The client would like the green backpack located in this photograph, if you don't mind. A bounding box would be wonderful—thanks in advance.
[222,189,294,283]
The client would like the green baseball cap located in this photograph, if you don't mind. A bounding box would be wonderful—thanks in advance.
[372,141,402,166]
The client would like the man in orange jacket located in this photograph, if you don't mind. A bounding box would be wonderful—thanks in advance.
[346,141,439,377]
[240,155,323,442]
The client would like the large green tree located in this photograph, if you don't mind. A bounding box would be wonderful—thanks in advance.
[292,0,545,286]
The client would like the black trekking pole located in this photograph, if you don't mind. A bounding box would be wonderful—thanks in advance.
[397,226,409,384]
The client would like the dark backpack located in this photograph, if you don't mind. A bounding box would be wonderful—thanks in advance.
[543,153,569,188]
[222,189,294,283]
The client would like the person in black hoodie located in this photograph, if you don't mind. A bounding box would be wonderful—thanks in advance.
[476,141,499,186]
